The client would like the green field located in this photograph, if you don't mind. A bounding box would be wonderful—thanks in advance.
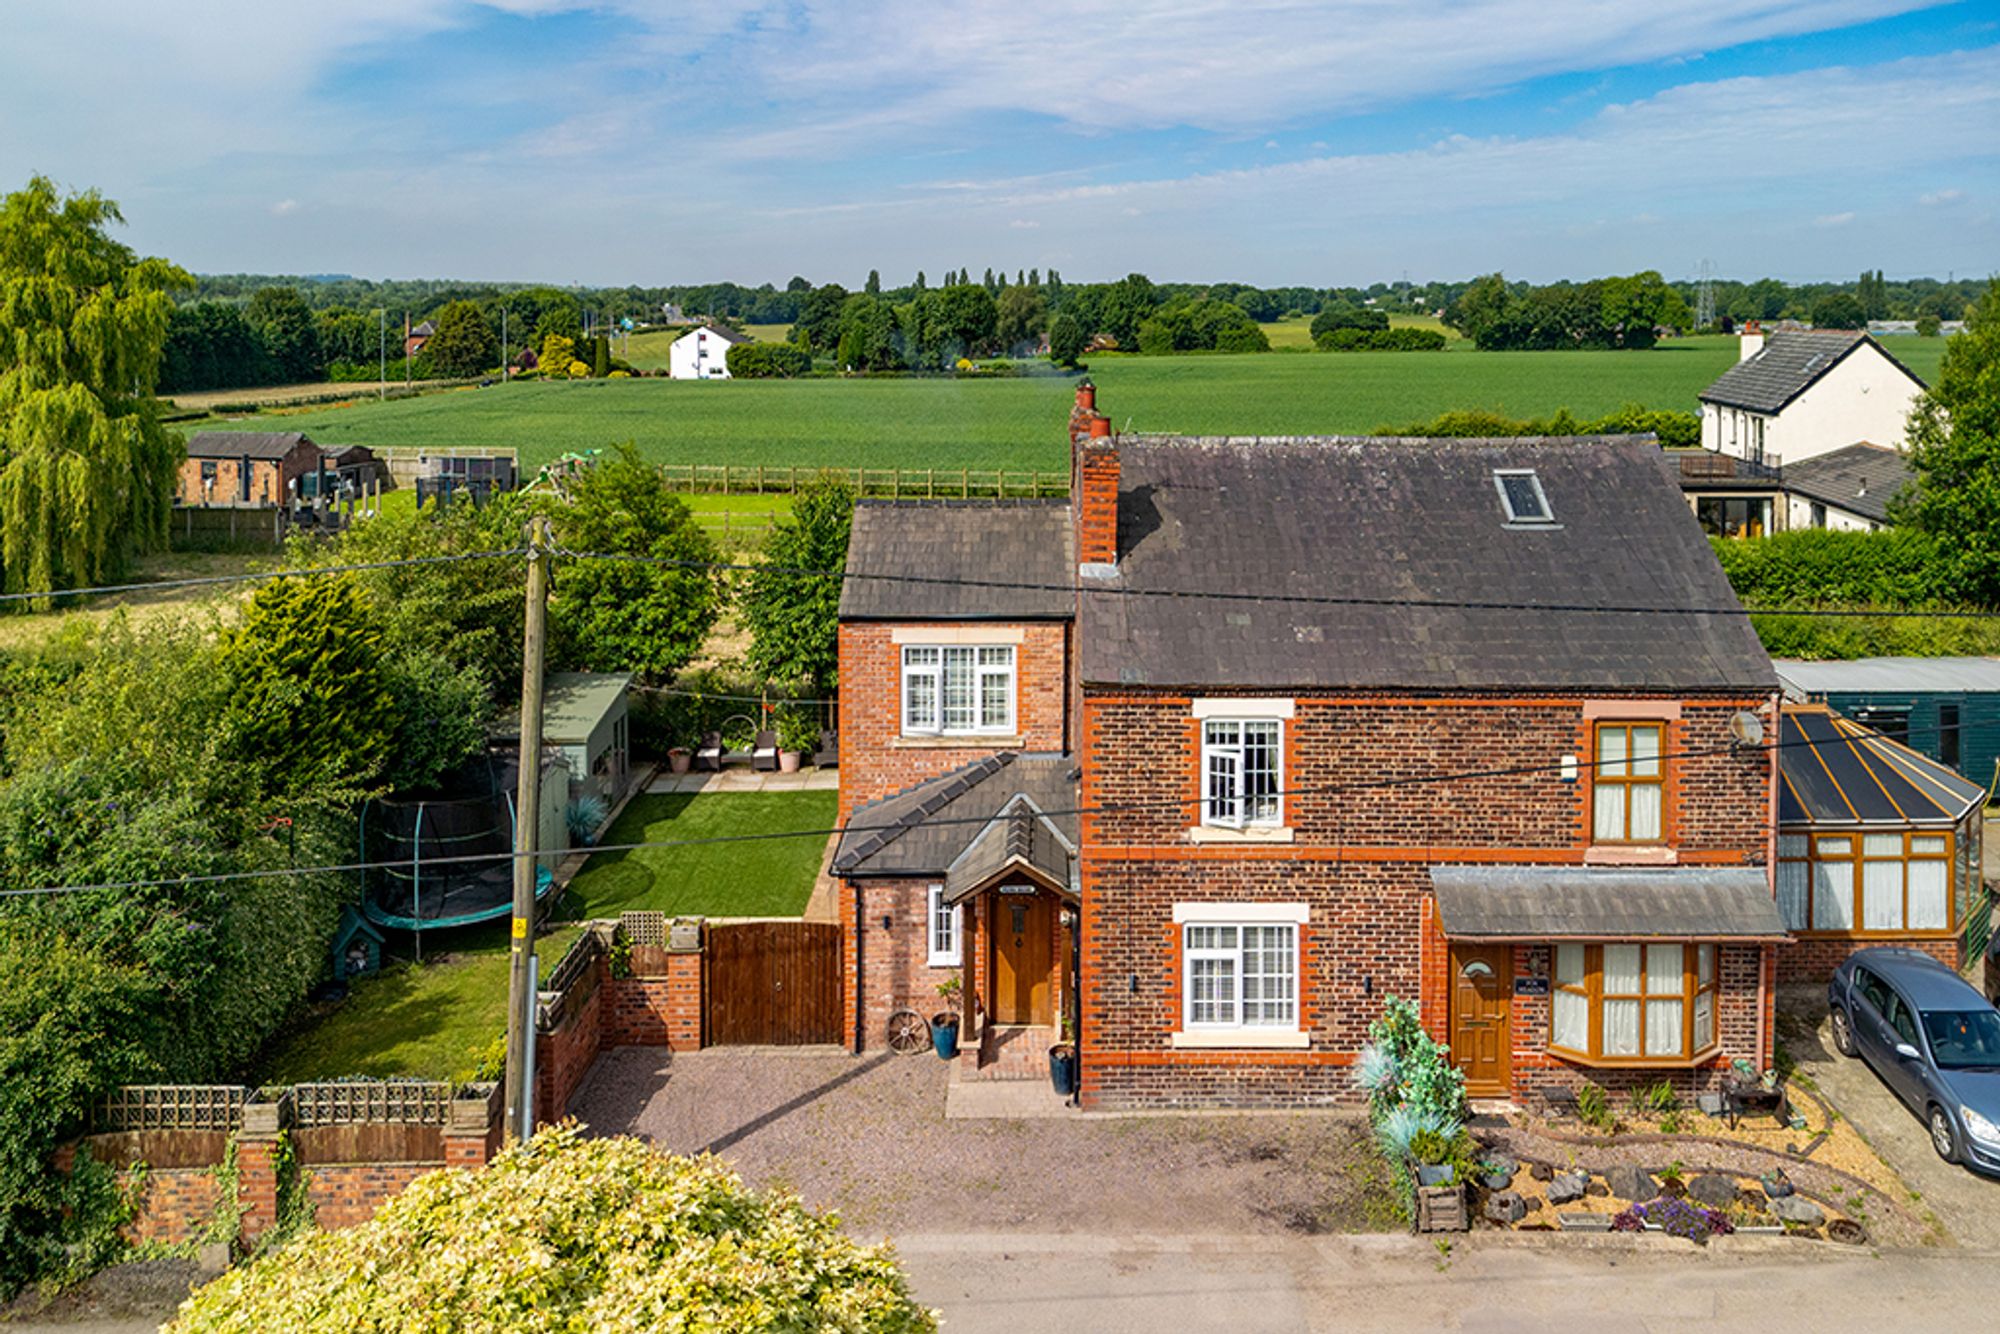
[192,335,1952,474]
[1259,312,1461,350]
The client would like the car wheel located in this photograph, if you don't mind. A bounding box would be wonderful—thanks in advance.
[1929,1105,1960,1164]
[1830,1007,1858,1057]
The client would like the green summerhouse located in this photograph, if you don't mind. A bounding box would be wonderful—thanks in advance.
[1778,657,2000,792]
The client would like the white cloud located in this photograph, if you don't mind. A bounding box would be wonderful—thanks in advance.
[1009,219,1040,229]
[1814,211,1857,227]
[1919,187,1965,205]
[269,198,300,216]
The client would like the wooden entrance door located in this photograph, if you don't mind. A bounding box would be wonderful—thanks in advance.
[991,891,1054,1025]
[1449,944,1511,1096]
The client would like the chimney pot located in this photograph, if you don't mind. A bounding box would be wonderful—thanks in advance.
[1088,415,1112,439]
[1076,379,1096,413]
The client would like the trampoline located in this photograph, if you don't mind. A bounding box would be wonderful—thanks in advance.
[360,780,554,935]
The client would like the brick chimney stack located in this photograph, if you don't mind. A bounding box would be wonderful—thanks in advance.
[1070,380,1119,575]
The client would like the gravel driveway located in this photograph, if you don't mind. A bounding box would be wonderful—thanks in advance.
[1780,1000,2000,1251]
[572,1046,1398,1238]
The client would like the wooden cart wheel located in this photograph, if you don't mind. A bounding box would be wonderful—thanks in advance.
[886,1008,930,1055]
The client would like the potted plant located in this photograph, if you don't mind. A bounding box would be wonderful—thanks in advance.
[931,975,962,1059]
[1049,1014,1078,1096]
[667,746,692,775]
[776,707,816,774]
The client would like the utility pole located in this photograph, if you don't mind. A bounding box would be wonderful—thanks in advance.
[376,309,386,401]
[503,515,551,1142]
[501,306,509,382]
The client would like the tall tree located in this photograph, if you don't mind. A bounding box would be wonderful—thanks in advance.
[545,444,724,677]
[424,300,497,378]
[995,284,1049,352]
[864,269,881,295]
[1048,311,1086,367]
[1810,291,1867,330]
[245,285,322,381]
[1899,279,2000,602]
[1099,273,1160,349]
[0,177,187,605]
[742,473,855,692]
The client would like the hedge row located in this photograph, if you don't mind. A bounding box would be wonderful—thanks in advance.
[1710,528,1955,607]
[1316,327,1448,352]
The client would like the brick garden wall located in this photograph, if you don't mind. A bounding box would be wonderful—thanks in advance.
[836,619,1072,824]
[1078,690,1778,1110]
[1778,934,1961,983]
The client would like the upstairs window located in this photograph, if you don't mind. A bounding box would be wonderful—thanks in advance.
[1201,719,1282,828]
[1493,469,1554,525]
[901,645,1015,736]
[1592,722,1664,844]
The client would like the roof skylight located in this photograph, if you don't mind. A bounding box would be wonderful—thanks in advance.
[1494,469,1554,525]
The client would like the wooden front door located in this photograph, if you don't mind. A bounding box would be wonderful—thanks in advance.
[1449,944,1511,1096]
[991,891,1054,1025]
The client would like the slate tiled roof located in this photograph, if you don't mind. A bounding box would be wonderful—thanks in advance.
[1780,443,1909,525]
[839,500,1074,620]
[184,431,314,461]
[1699,331,1922,414]
[1079,437,1775,692]
[832,753,1078,877]
[943,794,1076,903]
[1429,866,1788,940]
[1778,706,1983,827]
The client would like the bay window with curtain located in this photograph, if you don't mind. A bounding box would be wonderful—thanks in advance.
[1550,942,1720,1063]
[1775,830,1954,936]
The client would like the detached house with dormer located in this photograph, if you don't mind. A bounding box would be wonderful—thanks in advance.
[834,385,1788,1109]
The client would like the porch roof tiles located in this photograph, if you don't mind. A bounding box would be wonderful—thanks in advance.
[1429,865,1787,941]
[832,753,1079,878]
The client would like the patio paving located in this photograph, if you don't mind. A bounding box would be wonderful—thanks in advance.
[647,766,838,794]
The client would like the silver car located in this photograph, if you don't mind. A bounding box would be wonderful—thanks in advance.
[1828,947,2000,1177]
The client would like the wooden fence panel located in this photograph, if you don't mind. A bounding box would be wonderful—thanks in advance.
[704,921,842,1046]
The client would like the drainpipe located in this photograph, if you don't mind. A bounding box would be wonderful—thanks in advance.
[1068,903,1083,1108]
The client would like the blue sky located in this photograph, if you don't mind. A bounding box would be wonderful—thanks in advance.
[3,1,1995,287]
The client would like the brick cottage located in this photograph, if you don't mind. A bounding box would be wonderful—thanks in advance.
[834,384,1801,1109]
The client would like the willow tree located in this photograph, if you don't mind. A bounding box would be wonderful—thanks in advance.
[0,177,188,606]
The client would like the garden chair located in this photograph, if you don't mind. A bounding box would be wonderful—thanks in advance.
[816,729,839,769]
[693,731,724,772]
[751,729,780,772]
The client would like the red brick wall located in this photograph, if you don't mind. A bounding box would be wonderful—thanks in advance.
[1779,934,1961,983]
[175,446,313,506]
[304,1163,435,1231]
[1076,441,1119,565]
[850,879,978,1051]
[601,958,703,1050]
[836,620,1071,823]
[1078,689,1777,1109]
[535,964,605,1124]
[123,1169,224,1246]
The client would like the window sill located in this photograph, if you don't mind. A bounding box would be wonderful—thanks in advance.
[1170,1028,1310,1050]
[1583,844,1678,866]
[1547,1045,1723,1070]
[893,735,1023,749]
[1187,825,1295,845]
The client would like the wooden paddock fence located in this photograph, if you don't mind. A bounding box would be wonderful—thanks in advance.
[658,464,1069,500]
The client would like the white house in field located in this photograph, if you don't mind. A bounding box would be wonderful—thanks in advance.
[667,324,747,380]
[1698,326,1926,467]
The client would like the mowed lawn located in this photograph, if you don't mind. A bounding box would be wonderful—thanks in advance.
[558,790,837,920]
[253,791,831,1081]
[190,334,1951,474]
[255,921,578,1083]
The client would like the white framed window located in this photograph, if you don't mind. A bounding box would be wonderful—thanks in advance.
[926,884,962,966]
[1182,922,1297,1029]
[901,645,1014,736]
[1201,718,1282,828]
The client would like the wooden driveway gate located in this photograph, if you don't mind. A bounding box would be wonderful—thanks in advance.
[704,921,843,1046]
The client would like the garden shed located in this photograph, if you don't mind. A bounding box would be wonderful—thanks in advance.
[495,672,633,803]
[1777,657,2000,789]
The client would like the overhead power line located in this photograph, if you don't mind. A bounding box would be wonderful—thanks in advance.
[0,724,1918,899]
[0,548,529,605]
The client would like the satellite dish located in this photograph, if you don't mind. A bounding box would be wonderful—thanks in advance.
[1729,712,1765,747]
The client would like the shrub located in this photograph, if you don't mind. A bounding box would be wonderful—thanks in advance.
[1376,402,1697,445]
[1576,1083,1614,1131]
[1310,304,1389,338]
[167,1126,936,1332]
[566,794,609,844]
[1315,326,1447,352]
[725,342,812,378]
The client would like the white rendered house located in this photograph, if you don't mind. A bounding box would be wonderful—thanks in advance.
[1698,328,1926,467]
[668,325,747,380]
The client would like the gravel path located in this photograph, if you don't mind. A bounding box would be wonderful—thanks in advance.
[573,1046,1399,1238]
